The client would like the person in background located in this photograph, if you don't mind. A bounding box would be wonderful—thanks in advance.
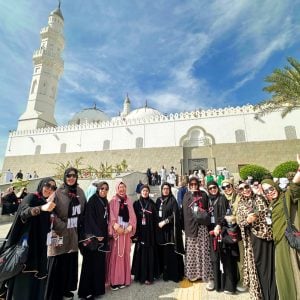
[167,171,176,187]
[261,154,300,300]
[182,177,213,283]
[222,168,230,180]
[107,181,136,291]
[16,187,28,202]
[176,180,188,208]
[146,168,152,186]
[156,182,184,282]
[131,185,159,284]
[78,181,110,299]
[160,166,167,185]
[33,171,39,179]
[135,180,144,199]
[1,186,19,216]
[216,172,225,187]
[45,167,86,300]
[205,170,214,186]
[4,178,56,300]
[15,170,23,180]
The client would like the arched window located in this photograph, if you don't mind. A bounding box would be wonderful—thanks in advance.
[103,140,110,150]
[284,126,297,140]
[235,129,246,143]
[136,137,143,148]
[35,145,41,155]
[60,143,67,153]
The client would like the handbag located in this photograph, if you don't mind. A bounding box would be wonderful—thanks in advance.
[282,194,300,250]
[194,208,210,225]
[79,236,110,253]
[0,236,29,283]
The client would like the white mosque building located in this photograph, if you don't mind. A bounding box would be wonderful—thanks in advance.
[2,4,300,179]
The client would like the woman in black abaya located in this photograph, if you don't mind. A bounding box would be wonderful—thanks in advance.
[78,181,110,299]
[155,182,184,282]
[3,177,57,300]
[131,185,159,284]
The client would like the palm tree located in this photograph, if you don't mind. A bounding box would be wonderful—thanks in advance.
[255,57,300,117]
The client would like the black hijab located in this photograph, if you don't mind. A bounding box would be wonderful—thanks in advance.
[63,167,80,219]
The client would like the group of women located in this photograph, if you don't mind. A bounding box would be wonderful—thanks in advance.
[1,155,299,300]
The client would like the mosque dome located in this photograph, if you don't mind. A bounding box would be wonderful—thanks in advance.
[68,105,110,125]
[125,106,163,120]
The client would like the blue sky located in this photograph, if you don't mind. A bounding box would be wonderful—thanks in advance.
[1,0,300,169]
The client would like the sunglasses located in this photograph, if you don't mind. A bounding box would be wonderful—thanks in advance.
[263,186,275,194]
[45,183,57,191]
[221,184,231,190]
[239,185,251,192]
[208,185,218,191]
[66,173,77,178]
[100,187,109,191]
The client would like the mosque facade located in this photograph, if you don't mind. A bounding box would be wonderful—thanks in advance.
[2,5,300,178]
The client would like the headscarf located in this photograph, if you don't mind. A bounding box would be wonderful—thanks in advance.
[161,182,173,200]
[96,181,109,192]
[63,167,78,192]
[116,181,129,222]
[188,176,200,189]
[140,184,150,193]
[207,180,220,200]
[36,177,56,200]
[261,179,280,193]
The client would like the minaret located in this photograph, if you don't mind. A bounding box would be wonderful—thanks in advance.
[17,3,64,131]
[120,93,131,117]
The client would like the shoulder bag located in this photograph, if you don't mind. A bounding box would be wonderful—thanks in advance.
[282,194,300,251]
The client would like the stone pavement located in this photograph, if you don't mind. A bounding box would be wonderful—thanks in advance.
[0,220,250,300]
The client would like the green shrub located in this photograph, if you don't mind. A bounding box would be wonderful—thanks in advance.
[239,164,271,182]
[272,161,298,178]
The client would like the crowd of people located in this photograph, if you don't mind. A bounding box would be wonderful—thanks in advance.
[0,156,299,300]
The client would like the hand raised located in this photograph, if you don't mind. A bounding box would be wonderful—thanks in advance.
[41,201,56,212]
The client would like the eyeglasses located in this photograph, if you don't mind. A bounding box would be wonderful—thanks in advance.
[208,186,218,191]
[221,184,231,190]
[100,187,109,191]
[239,185,250,192]
[66,173,77,178]
[263,186,275,194]
[45,183,57,191]
[162,187,170,190]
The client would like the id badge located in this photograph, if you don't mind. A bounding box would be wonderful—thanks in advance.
[142,216,146,226]
[211,215,215,224]
[159,210,162,218]
[193,205,198,213]
[266,216,272,225]
[46,231,52,246]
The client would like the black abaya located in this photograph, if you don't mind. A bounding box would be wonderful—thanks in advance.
[131,198,159,283]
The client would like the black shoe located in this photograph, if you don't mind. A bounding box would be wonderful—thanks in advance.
[110,285,119,291]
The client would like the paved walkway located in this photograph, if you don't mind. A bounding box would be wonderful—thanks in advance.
[0,220,250,300]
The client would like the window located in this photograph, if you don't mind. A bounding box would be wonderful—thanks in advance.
[103,140,110,150]
[136,137,143,148]
[235,129,246,143]
[35,145,41,155]
[60,143,67,153]
[285,126,297,140]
